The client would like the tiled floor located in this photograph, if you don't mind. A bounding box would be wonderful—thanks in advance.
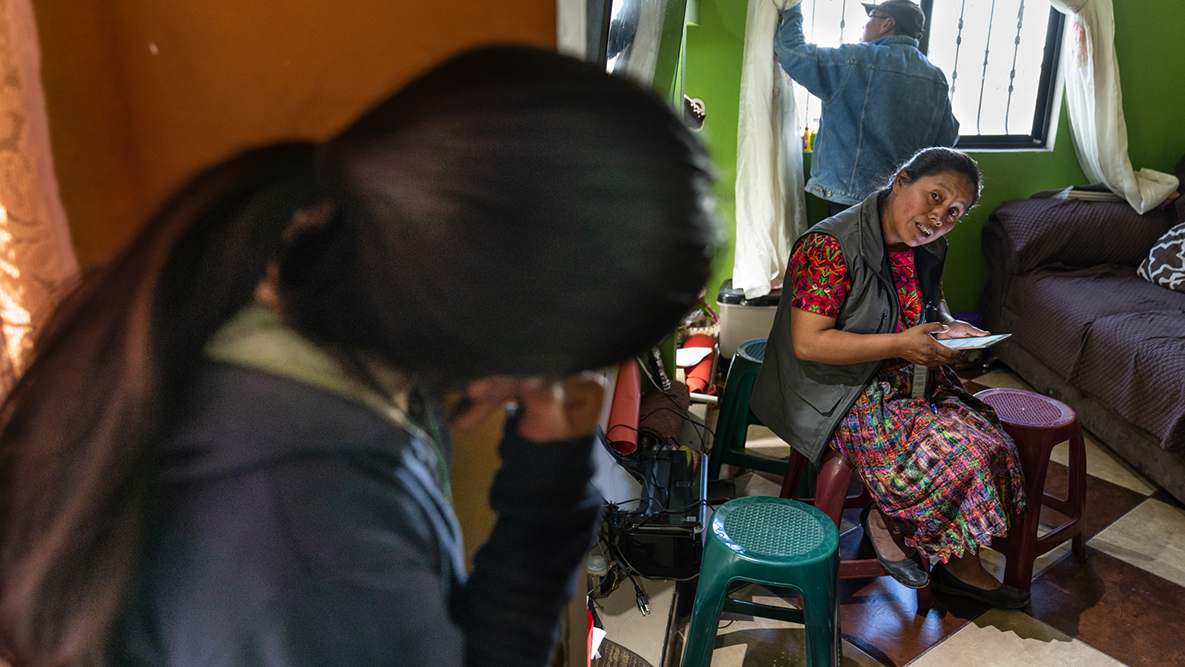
[595,363,1185,667]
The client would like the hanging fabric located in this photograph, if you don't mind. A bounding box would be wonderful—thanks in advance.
[0,0,80,399]
[1047,0,1178,214]
[733,0,808,300]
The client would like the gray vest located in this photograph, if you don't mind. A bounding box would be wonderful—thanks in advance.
[749,192,947,463]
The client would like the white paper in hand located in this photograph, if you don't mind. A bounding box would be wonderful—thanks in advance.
[937,333,1012,350]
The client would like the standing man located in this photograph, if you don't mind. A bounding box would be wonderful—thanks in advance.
[776,1,959,216]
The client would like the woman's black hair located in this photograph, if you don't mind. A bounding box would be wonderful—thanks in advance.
[882,146,982,208]
[282,45,717,382]
[0,45,717,666]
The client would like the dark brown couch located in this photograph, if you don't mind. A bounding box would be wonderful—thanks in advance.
[980,197,1185,503]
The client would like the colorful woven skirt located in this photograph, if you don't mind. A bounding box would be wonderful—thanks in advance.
[831,360,1027,562]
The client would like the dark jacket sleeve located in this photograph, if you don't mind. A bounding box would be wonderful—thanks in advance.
[270,425,600,667]
[123,365,600,667]
[133,423,599,666]
[453,422,602,667]
[262,451,470,667]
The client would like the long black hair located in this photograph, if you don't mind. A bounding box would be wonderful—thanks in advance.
[0,45,717,666]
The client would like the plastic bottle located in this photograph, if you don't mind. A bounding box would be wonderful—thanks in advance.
[587,554,608,595]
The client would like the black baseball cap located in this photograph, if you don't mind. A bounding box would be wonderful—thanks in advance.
[862,1,925,40]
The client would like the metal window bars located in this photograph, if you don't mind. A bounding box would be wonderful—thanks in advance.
[789,0,1063,148]
[1003,0,1027,133]
[975,0,998,135]
[838,0,847,44]
[949,0,968,104]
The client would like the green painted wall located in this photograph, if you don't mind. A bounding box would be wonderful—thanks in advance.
[944,107,1086,311]
[685,1,745,301]
[686,0,1185,311]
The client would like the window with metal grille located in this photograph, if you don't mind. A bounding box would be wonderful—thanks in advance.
[791,0,1064,150]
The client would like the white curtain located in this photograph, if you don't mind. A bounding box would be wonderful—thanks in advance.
[1048,0,1178,214]
[0,0,79,398]
[555,0,587,60]
[607,1,667,88]
[733,0,807,299]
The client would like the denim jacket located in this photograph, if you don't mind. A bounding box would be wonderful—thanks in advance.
[775,5,959,205]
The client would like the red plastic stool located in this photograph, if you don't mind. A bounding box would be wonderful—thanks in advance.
[975,388,1088,591]
[780,448,932,612]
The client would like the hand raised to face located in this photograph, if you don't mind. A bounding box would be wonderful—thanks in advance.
[448,372,609,443]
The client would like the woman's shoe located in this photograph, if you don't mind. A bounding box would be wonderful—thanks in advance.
[859,504,930,590]
[930,562,1031,608]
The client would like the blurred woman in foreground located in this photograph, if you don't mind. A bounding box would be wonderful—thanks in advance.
[0,46,717,666]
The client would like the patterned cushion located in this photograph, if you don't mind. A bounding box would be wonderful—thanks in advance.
[1138,221,1185,293]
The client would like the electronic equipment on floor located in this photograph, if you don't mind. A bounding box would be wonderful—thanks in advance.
[604,445,707,580]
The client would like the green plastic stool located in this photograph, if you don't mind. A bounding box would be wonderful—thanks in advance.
[681,496,840,667]
[708,339,788,479]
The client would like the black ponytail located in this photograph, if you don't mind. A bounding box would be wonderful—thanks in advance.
[280,45,718,385]
[0,142,320,667]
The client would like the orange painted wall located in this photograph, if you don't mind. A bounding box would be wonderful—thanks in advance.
[34,0,557,565]
[35,0,555,268]
[34,0,141,270]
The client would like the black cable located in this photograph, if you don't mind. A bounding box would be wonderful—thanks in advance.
[612,501,709,534]
[601,446,711,533]
[598,499,709,583]
[627,569,651,615]
[596,406,716,586]
[604,524,703,583]
[602,423,643,456]
[596,426,651,484]
[638,405,716,448]
[589,537,630,599]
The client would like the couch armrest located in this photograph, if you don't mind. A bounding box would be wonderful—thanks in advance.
[986,198,1174,273]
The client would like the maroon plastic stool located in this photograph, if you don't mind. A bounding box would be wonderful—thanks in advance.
[975,388,1088,591]
[780,448,932,612]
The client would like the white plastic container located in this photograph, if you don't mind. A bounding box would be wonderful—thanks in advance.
[716,280,781,359]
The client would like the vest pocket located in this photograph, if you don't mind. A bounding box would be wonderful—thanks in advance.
[788,381,846,415]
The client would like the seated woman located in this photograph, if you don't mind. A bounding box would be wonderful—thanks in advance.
[751,147,1029,608]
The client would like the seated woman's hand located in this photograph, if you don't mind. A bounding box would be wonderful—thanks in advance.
[935,319,988,340]
[898,322,963,367]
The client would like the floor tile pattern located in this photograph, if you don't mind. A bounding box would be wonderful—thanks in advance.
[598,363,1185,667]
[1030,548,1185,667]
